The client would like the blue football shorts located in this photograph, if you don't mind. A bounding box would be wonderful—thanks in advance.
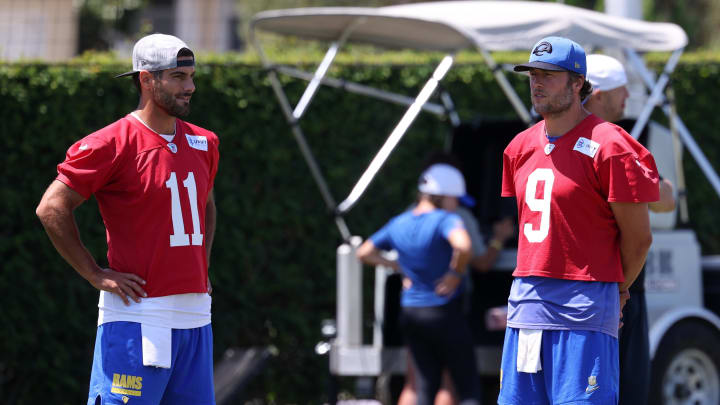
[87,321,215,405]
[498,327,619,405]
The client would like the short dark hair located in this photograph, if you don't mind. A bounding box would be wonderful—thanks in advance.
[417,192,445,208]
[133,70,164,93]
[568,72,593,101]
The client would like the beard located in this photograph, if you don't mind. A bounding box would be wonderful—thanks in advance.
[532,82,574,116]
[152,82,191,117]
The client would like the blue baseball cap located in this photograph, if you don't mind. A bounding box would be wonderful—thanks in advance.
[514,36,587,76]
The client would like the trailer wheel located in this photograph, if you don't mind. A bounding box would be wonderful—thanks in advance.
[649,321,720,405]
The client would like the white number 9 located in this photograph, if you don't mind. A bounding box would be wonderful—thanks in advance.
[523,168,555,243]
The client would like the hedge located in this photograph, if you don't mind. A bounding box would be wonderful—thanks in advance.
[1,50,719,404]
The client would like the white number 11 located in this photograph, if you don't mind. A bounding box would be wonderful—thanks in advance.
[166,172,203,247]
[523,168,554,243]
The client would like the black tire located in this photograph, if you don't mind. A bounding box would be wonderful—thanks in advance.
[649,320,720,405]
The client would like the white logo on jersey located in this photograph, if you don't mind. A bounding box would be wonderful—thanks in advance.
[544,143,555,155]
[573,137,599,158]
[79,143,89,151]
[185,134,208,151]
[167,142,178,154]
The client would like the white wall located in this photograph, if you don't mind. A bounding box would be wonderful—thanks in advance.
[0,0,77,61]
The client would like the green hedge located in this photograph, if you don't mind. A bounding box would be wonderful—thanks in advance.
[2,51,719,404]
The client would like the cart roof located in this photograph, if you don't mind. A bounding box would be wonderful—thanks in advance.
[252,1,687,53]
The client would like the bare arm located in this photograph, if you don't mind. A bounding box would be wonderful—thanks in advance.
[205,189,216,264]
[205,189,216,294]
[648,178,676,213]
[609,201,653,292]
[36,180,146,305]
[356,240,400,270]
[471,217,514,272]
[435,228,472,296]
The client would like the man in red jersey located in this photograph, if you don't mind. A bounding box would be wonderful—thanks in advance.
[36,33,219,404]
[497,37,658,405]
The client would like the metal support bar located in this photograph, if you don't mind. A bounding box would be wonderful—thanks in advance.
[336,237,363,347]
[373,250,398,347]
[629,49,682,139]
[251,30,351,240]
[439,90,461,128]
[479,48,533,125]
[336,54,456,214]
[275,65,447,116]
[292,19,364,120]
[625,49,720,200]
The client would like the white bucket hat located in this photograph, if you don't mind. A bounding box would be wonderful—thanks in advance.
[586,54,628,91]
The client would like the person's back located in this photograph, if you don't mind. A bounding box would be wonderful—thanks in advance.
[380,209,466,307]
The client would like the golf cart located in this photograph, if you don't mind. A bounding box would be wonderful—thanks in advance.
[250,2,720,403]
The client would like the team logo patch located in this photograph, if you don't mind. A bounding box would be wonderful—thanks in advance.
[533,41,553,56]
[585,375,599,394]
[167,142,178,154]
[544,143,556,155]
[186,134,208,151]
[573,137,599,158]
[122,396,130,404]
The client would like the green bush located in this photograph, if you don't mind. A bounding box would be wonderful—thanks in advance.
[2,51,719,404]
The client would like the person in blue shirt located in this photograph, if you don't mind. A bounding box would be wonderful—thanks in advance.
[357,163,482,405]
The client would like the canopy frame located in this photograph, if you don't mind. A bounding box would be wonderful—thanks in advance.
[250,3,716,240]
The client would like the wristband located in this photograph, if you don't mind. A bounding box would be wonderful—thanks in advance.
[489,238,504,251]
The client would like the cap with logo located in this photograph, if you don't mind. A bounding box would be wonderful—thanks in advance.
[418,163,475,206]
[514,36,587,76]
[585,54,628,91]
[116,33,194,78]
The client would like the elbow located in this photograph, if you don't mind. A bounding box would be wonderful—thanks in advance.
[636,232,653,257]
[35,200,51,224]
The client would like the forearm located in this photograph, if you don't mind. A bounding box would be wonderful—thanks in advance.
[450,247,472,274]
[470,239,503,272]
[618,234,652,291]
[447,228,472,274]
[356,240,399,270]
[204,191,217,265]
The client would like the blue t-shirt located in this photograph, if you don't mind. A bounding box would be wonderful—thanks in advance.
[370,209,465,307]
[506,276,620,338]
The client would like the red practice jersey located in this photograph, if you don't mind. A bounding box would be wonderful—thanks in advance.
[502,114,658,282]
[57,114,220,297]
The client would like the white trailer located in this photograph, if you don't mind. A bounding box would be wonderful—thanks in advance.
[251,2,720,403]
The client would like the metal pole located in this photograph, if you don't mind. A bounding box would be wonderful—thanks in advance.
[275,65,447,117]
[625,49,720,201]
[336,237,363,347]
[292,18,365,120]
[250,27,351,240]
[629,49,682,139]
[479,48,533,125]
[336,54,456,214]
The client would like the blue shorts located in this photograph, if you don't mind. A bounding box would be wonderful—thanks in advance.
[498,327,618,405]
[87,321,215,405]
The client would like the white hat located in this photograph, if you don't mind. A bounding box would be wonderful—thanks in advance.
[418,164,466,197]
[116,33,194,78]
[586,54,628,91]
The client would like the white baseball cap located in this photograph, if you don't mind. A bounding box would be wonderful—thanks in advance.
[116,33,194,78]
[418,163,467,197]
[586,54,627,91]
